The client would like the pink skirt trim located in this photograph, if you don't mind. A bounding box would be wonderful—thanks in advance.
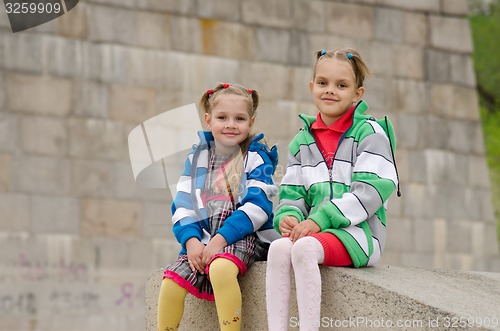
[163,253,247,302]
[205,252,248,277]
[163,270,215,302]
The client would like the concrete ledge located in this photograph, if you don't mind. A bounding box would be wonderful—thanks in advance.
[145,263,500,330]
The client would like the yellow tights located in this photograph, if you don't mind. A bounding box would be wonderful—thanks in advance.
[157,258,242,331]
[209,258,242,330]
[157,278,187,331]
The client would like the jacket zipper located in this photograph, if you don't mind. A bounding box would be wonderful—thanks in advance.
[307,127,349,200]
[190,145,209,231]
[329,130,349,199]
[304,109,356,200]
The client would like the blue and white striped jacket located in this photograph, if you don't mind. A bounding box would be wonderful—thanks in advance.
[171,131,280,254]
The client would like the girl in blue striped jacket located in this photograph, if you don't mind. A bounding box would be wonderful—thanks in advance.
[266,49,400,330]
[157,83,279,331]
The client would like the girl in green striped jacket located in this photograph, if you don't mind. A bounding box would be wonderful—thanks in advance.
[266,48,400,331]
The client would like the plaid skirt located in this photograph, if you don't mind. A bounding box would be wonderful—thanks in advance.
[164,197,269,302]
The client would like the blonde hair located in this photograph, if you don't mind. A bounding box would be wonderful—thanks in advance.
[313,48,370,88]
[199,83,259,197]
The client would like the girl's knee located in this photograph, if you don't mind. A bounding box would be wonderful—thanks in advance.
[160,278,187,300]
[208,258,239,286]
[291,237,322,265]
[269,237,293,256]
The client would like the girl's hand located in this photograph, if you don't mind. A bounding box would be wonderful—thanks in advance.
[289,219,320,242]
[202,234,228,266]
[186,238,206,274]
[279,216,299,237]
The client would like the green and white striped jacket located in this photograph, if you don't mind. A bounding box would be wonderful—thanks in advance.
[274,101,399,267]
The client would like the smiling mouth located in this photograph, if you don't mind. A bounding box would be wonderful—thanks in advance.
[322,98,338,102]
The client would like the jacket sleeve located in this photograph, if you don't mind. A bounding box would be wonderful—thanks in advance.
[171,150,203,249]
[273,143,310,234]
[216,148,277,245]
[309,129,398,230]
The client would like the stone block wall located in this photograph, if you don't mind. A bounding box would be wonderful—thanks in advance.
[0,0,498,330]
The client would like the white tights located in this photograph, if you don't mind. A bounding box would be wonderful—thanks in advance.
[266,237,325,331]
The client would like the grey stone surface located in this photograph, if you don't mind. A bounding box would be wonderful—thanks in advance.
[197,0,241,21]
[31,196,79,234]
[113,161,171,202]
[292,67,314,103]
[471,121,487,155]
[241,0,292,28]
[169,16,203,53]
[0,73,3,109]
[365,42,395,76]
[45,36,85,78]
[447,220,474,254]
[364,76,393,110]
[391,113,421,149]
[426,49,453,83]
[142,201,175,239]
[414,219,435,254]
[448,119,474,154]
[0,4,10,29]
[138,0,197,15]
[429,84,479,121]
[288,31,312,66]
[449,53,477,87]
[385,217,413,253]
[429,15,473,53]
[54,1,88,39]
[68,118,127,161]
[1,33,43,74]
[70,159,117,197]
[325,2,374,40]
[109,84,157,124]
[182,55,239,93]
[422,116,453,150]
[0,153,10,192]
[255,27,291,64]
[6,74,72,116]
[239,62,292,100]
[0,112,18,152]
[199,21,255,60]
[135,11,170,50]
[379,0,440,13]
[374,7,404,43]
[394,79,428,113]
[89,0,136,8]
[20,115,67,156]
[402,183,432,218]
[80,198,142,237]
[292,0,326,33]
[11,155,71,195]
[0,193,31,232]
[393,45,425,80]
[89,5,139,45]
[72,80,110,119]
[442,0,469,15]
[403,12,428,46]
[146,263,500,331]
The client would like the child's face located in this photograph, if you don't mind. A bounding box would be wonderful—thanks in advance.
[204,94,254,154]
[309,58,364,126]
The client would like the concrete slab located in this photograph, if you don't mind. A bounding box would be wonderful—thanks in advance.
[146,263,500,330]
